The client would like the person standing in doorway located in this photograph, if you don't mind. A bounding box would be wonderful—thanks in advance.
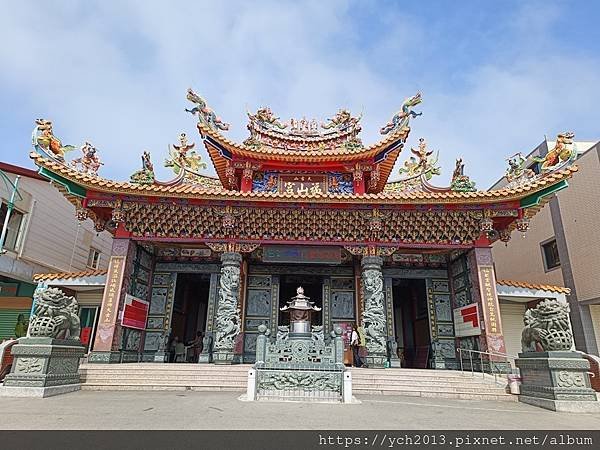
[357,322,368,368]
[351,325,362,368]
[169,336,179,363]
[189,331,203,362]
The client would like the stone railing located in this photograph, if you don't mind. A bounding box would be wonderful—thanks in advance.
[248,325,350,402]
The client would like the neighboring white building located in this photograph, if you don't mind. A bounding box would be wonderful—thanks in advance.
[0,162,112,340]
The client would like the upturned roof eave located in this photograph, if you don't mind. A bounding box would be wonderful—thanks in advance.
[196,121,410,162]
[29,151,579,207]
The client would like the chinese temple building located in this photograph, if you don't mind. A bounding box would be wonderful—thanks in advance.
[28,90,578,369]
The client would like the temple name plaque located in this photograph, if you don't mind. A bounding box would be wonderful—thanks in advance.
[262,245,341,264]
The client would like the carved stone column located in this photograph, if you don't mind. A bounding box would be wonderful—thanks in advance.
[361,256,387,368]
[213,252,242,364]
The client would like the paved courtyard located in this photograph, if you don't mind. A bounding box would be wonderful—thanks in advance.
[1,390,599,429]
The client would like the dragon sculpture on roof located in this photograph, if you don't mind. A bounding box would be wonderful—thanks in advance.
[248,106,287,131]
[380,92,422,135]
[185,88,230,132]
[321,109,361,132]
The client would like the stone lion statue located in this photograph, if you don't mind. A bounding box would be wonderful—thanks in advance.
[27,287,81,340]
[521,298,572,352]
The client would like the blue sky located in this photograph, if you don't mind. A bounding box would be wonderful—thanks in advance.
[1,0,599,187]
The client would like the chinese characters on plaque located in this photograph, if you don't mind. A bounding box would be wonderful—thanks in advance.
[93,255,125,351]
[279,174,326,195]
[479,265,500,335]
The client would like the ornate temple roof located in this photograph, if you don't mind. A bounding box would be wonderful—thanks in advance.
[185,89,424,191]
[26,92,580,248]
[29,151,577,205]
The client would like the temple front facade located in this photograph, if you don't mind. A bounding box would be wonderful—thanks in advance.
[27,91,578,369]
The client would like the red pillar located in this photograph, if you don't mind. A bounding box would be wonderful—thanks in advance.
[90,238,136,362]
[467,247,507,355]
[353,170,365,194]
[241,174,253,193]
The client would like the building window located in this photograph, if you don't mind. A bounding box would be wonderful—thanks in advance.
[0,202,25,252]
[541,239,560,270]
[87,248,101,269]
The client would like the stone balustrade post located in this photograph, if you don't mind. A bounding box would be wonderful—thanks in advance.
[332,326,344,367]
[255,325,269,365]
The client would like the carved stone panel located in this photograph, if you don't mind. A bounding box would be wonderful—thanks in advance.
[453,275,467,291]
[438,323,455,336]
[432,279,450,293]
[246,289,272,317]
[152,273,171,286]
[124,328,142,351]
[139,251,153,269]
[144,331,163,351]
[149,287,168,314]
[15,358,44,374]
[435,339,456,358]
[330,291,355,319]
[245,318,270,331]
[248,275,272,288]
[244,333,258,354]
[147,317,164,329]
[134,283,149,300]
[434,294,452,322]
[454,290,471,308]
[137,267,150,284]
[330,277,354,290]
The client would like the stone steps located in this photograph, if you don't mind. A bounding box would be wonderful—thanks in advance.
[79,363,516,401]
[352,375,500,384]
[352,389,513,402]
[352,384,508,394]
[81,385,244,392]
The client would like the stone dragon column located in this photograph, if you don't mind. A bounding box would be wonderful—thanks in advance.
[213,252,242,364]
[361,256,388,368]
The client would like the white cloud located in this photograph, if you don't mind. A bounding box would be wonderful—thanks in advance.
[0,1,598,189]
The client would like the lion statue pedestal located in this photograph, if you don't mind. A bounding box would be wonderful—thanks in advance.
[515,299,600,413]
[0,288,85,398]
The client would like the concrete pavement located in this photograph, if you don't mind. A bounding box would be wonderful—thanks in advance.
[1,390,600,429]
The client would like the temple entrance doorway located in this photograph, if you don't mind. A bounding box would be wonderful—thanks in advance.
[278,274,324,327]
[392,279,430,368]
[169,273,211,362]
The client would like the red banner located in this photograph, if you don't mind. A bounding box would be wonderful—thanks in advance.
[122,294,149,330]
[80,327,92,345]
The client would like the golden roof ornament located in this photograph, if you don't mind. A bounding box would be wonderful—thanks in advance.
[532,132,577,173]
